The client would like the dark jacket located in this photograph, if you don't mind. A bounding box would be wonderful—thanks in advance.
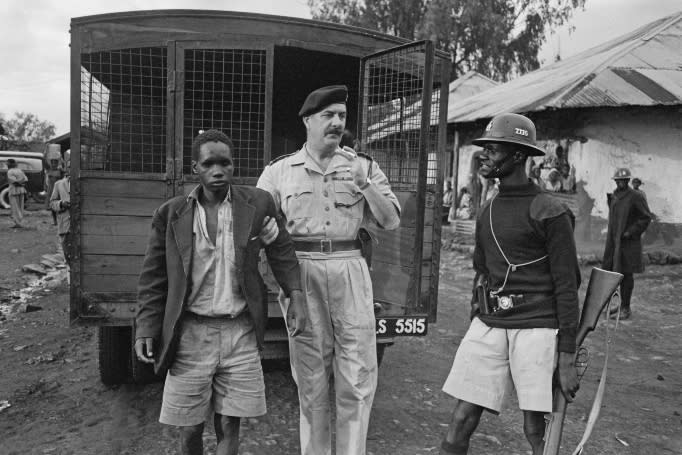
[473,183,580,353]
[135,185,301,375]
[602,187,651,273]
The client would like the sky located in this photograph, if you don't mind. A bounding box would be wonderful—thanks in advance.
[0,0,680,137]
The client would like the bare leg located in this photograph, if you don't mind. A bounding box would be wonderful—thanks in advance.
[178,423,204,455]
[441,399,484,454]
[215,414,241,455]
[523,410,546,455]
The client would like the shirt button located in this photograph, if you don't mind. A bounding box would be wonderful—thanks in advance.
[324,177,328,182]
[294,192,299,197]
[325,206,330,211]
[326,221,330,225]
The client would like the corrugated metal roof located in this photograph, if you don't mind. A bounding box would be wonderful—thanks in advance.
[448,11,682,124]
[367,72,497,141]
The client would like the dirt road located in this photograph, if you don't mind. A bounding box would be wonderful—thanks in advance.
[1,211,680,454]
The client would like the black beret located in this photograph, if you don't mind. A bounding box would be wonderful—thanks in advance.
[299,85,348,117]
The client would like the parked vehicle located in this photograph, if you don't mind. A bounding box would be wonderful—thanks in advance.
[70,10,450,385]
[0,151,47,209]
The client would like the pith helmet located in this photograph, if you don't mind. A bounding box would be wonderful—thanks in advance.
[613,168,631,180]
[472,113,545,156]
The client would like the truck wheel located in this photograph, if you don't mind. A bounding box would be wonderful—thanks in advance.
[0,186,10,209]
[98,326,130,385]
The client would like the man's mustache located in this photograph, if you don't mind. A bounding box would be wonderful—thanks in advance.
[325,129,343,135]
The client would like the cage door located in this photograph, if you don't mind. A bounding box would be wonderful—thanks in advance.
[357,41,439,318]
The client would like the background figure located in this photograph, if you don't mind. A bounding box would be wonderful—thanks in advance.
[545,168,562,192]
[6,158,28,228]
[631,177,646,200]
[529,163,545,189]
[560,164,575,193]
[455,188,471,220]
[44,144,63,225]
[49,165,72,266]
[602,168,652,320]
[442,180,453,225]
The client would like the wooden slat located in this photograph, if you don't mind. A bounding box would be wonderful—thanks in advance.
[80,178,167,197]
[81,274,138,293]
[81,234,148,255]
[81,254,144,275]
[81,215,152,236]
[454,219,476,235]
[80,196,162,216]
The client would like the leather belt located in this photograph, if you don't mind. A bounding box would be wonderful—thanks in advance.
[184,310,248,322]
[489,292,553,312]
[293,239,362,253]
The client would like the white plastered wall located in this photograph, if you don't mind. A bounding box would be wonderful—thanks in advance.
[568,109,682,223]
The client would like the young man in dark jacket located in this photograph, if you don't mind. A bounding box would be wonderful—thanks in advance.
[135,129,306,455]
[439,113,580,455]
[603,168,651,319]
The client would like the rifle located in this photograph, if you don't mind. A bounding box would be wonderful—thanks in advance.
[543,267,623,455]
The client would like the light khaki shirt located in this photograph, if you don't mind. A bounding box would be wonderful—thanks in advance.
[257,146,400,241]
[185,186,247,317]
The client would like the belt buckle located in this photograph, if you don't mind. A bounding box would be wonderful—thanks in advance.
[320,239,333,253]
[498,295,513,310]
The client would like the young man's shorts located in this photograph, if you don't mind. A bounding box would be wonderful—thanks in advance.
[159,312,266,426]
[442,317,557,414]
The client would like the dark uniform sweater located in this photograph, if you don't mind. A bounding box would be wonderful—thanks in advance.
[473,182,580,353]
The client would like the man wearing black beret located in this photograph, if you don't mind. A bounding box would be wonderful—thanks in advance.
[258,85,401,455]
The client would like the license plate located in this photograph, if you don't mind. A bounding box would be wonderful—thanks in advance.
[376,317,428,337]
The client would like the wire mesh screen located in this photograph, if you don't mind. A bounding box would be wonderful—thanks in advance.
[182,49,266,178]
[361,43,439,191]
[80,48,167,173]
[427,56,447,186]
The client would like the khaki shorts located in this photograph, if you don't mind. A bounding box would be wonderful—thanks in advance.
[442,318,557,413]
[159,313,266,426]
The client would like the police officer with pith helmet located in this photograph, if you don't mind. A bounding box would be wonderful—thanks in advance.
[257,85,400,455]
[439,113,581,455]
[603,167,651,320]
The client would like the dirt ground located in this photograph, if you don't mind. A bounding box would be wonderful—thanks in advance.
[0,210,680,455]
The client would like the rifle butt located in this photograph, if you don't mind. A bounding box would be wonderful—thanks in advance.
[543,389,568,455]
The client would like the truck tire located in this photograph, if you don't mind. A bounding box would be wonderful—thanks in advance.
[0,186,10,209]
[98,326,130,385]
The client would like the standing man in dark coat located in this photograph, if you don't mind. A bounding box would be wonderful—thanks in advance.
[602,168,651,319]
[135,129,306,455]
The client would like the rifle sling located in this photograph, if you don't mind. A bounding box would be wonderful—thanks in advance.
[570,295,621,455]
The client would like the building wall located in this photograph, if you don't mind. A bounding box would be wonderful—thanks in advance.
[567,109,681,223]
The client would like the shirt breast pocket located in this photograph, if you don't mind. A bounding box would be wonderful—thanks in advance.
[333,181,364,219]
[282,183,315,219]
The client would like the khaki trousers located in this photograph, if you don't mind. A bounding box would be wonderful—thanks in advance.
[9,193,25,226]
[281,249,377,455]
